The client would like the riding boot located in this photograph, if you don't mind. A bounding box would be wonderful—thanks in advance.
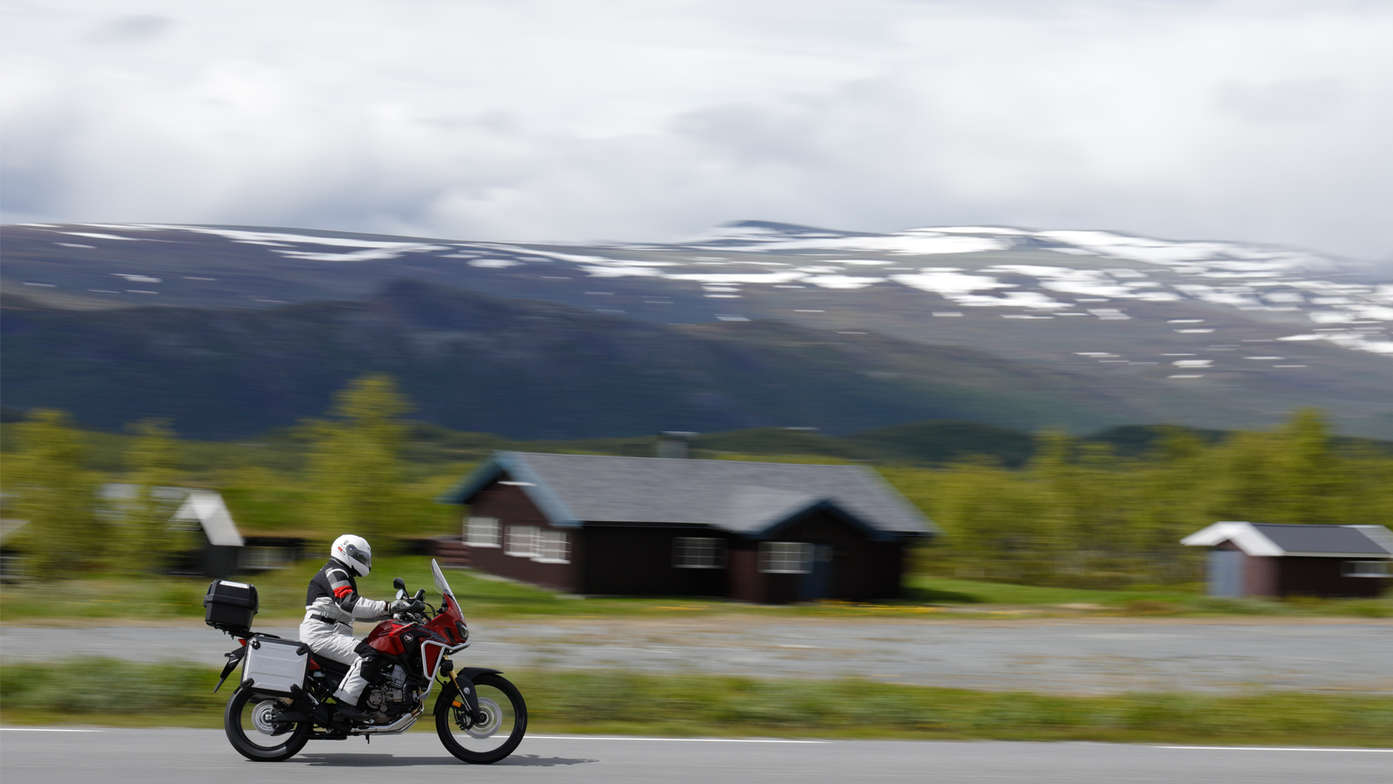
[332,698,374,724]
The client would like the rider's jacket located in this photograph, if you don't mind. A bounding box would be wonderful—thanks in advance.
[303,558,390,627]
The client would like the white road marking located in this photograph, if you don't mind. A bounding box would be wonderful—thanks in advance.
[1159,745,1393,754]
[527,735,826,744]
[0,728,104,733]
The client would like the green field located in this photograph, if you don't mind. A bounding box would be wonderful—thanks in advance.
[1,659,1390,747]
[2,557,1389,622]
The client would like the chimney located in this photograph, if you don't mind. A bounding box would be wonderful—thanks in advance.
[657,431,697,459]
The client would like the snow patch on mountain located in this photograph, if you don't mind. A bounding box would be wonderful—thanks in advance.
[11,220,1392,358]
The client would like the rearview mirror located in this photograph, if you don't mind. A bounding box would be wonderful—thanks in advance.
[393,577,406,591]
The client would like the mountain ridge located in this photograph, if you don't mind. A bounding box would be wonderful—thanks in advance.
[4,220,1392,437]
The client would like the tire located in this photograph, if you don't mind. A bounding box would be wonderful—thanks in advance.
[434,674,528,764]
[224,686,312,762]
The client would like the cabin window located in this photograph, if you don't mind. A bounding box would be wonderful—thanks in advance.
[240,546,290,570]
[674,537,724,569]
[535,530,570,564]
[466,516,500,547]
[505,525,539,557]
[759,541,813,574]
[1343,560,1391,578]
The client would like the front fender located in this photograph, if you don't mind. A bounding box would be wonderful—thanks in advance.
[443,667,503,724]
[454,666,502,681]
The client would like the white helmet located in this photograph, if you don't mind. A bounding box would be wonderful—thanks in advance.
[331,534,373,577]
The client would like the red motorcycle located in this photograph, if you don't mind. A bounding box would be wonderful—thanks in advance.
[204,559,527,763]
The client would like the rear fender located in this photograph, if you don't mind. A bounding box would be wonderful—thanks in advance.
[214,645,247,693]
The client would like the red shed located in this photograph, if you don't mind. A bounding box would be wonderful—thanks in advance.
[1181,522,1393,598]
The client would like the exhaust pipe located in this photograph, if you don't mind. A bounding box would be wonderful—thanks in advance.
[359,704,424,735]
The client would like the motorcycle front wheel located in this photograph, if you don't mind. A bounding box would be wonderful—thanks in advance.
[223,686,312,761]
[434,674,528,764]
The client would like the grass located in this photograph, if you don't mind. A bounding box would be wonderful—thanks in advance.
[3,559,1391,622]
[905,575,1393,617]
[1,660,1391,747]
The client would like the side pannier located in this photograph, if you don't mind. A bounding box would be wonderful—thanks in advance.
[243,636,309,695]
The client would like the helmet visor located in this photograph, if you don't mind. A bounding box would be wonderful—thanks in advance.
[343,543,371,570]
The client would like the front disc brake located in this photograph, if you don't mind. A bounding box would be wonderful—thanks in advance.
[466,698,503,738]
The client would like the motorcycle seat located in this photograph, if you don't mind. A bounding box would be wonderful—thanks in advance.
[307,652,349,680]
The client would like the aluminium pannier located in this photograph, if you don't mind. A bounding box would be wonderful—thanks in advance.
[242,636,309,695]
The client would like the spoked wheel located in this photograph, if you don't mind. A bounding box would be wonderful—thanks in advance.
[434,674,528,764]
[224,686,311,761]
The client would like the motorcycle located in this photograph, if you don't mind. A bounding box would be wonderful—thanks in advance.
[204,558,527,764]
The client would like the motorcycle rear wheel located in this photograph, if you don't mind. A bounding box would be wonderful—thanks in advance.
[224,686,312,761]
[434,674,527,764]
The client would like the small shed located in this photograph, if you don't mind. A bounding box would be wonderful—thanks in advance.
[169,491,306,574]
[438,451,937,603]
[170,489,245,576]
[99,485,303,577]
[1182,522,1393,598]
[0,518,30,582]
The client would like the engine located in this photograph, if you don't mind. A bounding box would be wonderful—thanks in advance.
[363,663,414,717]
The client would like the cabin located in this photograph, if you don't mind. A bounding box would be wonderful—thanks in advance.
[101,485,303,576]
[1181,521,1393,598]
[437,451,937,603]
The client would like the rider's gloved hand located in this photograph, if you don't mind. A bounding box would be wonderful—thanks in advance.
[390,598,418,615]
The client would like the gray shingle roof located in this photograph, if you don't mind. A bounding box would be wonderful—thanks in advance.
[1251,523,1393,556]
[446,451,936,539]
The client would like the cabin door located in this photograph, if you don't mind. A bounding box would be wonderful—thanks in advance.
[1207,550,1243,597]
[801,545,834,600]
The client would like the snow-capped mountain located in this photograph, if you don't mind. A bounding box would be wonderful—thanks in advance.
[5,219,1393,438]
[8,220,1391,358]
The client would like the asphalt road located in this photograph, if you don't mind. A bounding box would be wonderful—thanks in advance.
[3,617,1391,694]
[3,729,1390,784]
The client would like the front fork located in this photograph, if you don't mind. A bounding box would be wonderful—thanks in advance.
[440,659,488,726]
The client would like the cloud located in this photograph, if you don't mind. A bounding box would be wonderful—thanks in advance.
[1,0,1391,258]
[84,13,174,44]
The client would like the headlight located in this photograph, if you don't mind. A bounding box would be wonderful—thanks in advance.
[456,622,470,644]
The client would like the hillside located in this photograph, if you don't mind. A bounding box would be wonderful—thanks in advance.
[0,280,1301,439]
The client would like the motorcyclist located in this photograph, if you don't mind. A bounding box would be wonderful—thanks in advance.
[299,534,415,721]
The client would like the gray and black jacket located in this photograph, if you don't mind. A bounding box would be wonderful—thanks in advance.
[303,558,390,628]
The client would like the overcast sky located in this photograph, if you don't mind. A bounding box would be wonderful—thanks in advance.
[3,0,1391,259]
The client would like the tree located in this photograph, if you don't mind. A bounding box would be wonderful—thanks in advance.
[117,419,183,574]
[304,375,412,546]
[1206,430,1281,523]
[1274,408,1345,523]
[1026,431,1088,581]
[1125,428,1208,583]
[8,410,100,576]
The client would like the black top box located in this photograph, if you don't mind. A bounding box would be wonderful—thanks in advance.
[204,579,259,634]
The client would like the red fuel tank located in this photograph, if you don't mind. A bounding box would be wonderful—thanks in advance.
[362,620,410,655]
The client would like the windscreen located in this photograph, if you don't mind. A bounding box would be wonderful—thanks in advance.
[430,558,454,597]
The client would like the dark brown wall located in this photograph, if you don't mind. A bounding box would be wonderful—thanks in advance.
[729,509,908,604]
[1245,555,1279,597]
[460,480,910,603]
[580,526,729,596]
[1213,542,1388,598]
[1276,557,1389,598]
[464,481,581,593]
[728,543,762,603]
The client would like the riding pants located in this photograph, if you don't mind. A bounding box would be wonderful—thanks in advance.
[299,615,370,705]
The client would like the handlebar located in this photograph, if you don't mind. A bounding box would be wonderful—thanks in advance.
[390,577,431,618]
